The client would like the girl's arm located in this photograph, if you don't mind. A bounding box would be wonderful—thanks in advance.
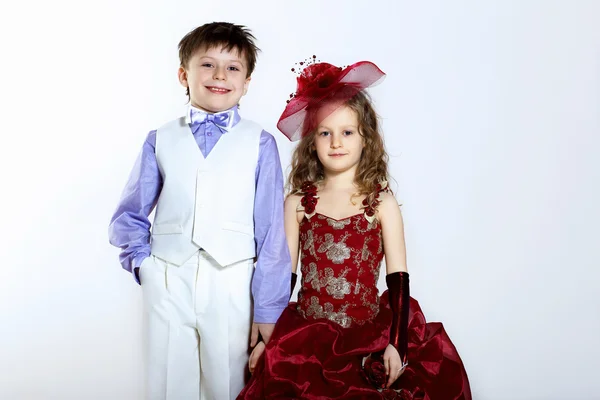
[378,192,410,388]
[378,192,408,274]
[284,194,303,274]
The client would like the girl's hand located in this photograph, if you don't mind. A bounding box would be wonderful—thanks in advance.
[248,341,265,373]
[383,344,405,388]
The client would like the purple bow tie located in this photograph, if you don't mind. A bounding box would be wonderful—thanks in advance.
[189,109,233,133]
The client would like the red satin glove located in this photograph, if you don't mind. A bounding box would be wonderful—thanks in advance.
[386,271,410,365]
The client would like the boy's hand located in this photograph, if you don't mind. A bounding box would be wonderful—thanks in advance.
[250,323,275,346]
[248,341,265,373]
[383,344,405,388]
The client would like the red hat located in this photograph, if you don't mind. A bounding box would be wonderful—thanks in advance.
[277,59,386,141]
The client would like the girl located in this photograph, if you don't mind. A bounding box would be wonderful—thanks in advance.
[239,60,471,399]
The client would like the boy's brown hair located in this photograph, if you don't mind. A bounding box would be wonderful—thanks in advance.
[178,22,260,77]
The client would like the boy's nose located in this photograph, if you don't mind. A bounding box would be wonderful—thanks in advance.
[213,66,226,80]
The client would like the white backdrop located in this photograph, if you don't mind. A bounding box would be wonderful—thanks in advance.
[1,0,599,399]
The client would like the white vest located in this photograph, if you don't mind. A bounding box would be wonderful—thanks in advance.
[150,116,262,267]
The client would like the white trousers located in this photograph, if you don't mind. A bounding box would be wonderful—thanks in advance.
[139,251,253,400]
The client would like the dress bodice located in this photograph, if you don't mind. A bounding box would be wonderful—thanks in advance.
[296,182,385,328]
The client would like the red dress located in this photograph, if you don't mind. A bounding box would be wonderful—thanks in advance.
[239,185,471,399]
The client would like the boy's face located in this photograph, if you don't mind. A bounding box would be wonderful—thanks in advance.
[178,45,251,113]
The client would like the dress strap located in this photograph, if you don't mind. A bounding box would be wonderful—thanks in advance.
[296,181,319,219]
[362,180,389,223]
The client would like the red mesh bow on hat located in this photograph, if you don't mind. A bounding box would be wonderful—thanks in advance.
[277,60,386,141]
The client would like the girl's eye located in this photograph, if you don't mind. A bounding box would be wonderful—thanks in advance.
[344,130,353,136]
[319,131,330,136]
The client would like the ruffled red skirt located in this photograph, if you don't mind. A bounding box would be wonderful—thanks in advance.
[238,293,471,399]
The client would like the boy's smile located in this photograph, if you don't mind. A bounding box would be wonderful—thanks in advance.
[206,86,231,94]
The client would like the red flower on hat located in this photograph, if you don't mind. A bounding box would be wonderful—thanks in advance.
[297,63,343,96]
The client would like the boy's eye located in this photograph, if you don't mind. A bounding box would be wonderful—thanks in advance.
[228,66,240,71]
[201,63,213,68]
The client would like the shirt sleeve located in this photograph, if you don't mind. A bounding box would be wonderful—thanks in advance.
[108,130,162,284]
[252,130,292,323]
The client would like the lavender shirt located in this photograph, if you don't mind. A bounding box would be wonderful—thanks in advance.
[108,105,291,323]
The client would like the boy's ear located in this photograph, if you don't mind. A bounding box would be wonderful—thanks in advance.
[178,67,188,88]
[242,76,251,96]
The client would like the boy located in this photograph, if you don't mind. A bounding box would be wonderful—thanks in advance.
[108,22,291,400]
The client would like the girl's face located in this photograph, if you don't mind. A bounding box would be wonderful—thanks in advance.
[314,105,364,176]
